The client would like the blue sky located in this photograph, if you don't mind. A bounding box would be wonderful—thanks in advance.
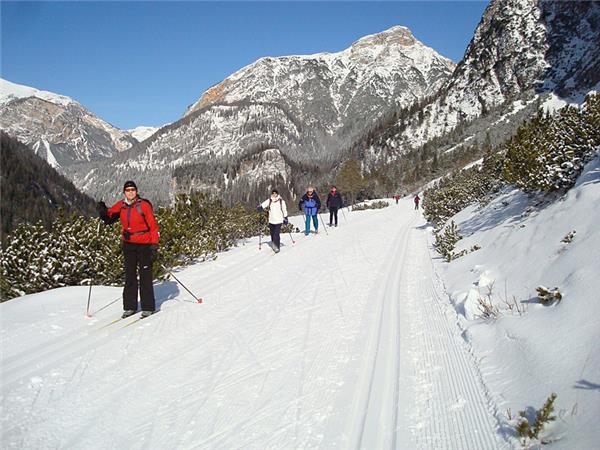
[1,1,489,130]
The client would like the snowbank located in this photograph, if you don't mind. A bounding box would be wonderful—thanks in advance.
[438,154,600,448]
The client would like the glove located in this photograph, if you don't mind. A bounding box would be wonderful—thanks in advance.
[150,244,159,262]
[97,201,118,225]
[283,217,289,225]
[256,205,264,212]
[96,201,108,216]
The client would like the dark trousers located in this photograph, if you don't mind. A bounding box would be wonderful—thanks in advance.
[329,207,339,225]
[415,203,419,210]
[269,223,282,249]
[123,242,155,312]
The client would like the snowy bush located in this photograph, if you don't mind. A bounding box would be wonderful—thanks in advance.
[0,192,264,301]
[503,93,600,192]
[425,94,599,227]
[352,201,389,211]
[423,151,504,225]
[516,393,558,445]
[476,286,500,320]
[536,286,563,305]
[561,230,576,244]
[433,221,464,262]
[0,214,123,301]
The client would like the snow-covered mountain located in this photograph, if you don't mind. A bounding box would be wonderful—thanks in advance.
[73,26,455,203]
[128,125,159,142]
[371,0,600,155]
[153,25,454,166]
[0,78,136,169]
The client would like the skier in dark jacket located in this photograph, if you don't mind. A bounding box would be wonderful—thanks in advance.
[414,194,421,210]
[326,186,343,227]
[97,181,160,319]
[299,187,321,235]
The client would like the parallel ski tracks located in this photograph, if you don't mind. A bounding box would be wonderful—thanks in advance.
[345,211,505,449]
[347,212,416,449]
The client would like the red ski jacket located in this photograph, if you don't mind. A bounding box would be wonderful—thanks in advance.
[107,197,160,244]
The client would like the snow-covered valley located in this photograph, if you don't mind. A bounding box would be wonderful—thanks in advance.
[2,155,599,449]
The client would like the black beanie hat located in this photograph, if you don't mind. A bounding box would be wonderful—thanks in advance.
[123,180,137,191]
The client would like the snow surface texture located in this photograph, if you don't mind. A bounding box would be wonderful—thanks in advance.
[2,200,508,449]
[442,154,600,449]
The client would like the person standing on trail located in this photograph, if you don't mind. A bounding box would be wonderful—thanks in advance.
[394,194,400,204]
[257,189,288,253]
[299,187,321,235]
[97,181,160,319]
[326,186,343,227]
[414,194,421,210]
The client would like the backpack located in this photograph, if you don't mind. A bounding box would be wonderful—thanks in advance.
[268,198,284,214]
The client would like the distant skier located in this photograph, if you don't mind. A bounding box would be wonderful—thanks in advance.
[414,194,421,210]
[394,194,400,204]
[97,181,159,319]
[299,187,321,235]
[257,189,288,253]
[326,186,343,227]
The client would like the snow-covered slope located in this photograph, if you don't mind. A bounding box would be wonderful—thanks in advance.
[437,153,600,448]
[0,78,136,169]
[374,0,600,154]
[128,125,159,142]
[0,78,74,107]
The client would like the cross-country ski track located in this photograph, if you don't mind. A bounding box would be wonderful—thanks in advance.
[1,198,509,449]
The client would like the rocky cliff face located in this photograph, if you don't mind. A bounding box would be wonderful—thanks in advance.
[374,0,600,154]
[0,78,136,169]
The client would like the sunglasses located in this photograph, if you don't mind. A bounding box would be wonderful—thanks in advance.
[124,188,137,192]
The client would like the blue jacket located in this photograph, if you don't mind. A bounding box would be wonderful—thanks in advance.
[299,192,321,216]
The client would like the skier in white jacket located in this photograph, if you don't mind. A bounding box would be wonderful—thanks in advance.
[257,189,289,253]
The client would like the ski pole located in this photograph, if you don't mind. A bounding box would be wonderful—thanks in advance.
[85,221,102,318]
[161,264,203,303]
[90,295,121,316]
[318,212,329,235]
[288,228,295,244]
[258,223,262,250]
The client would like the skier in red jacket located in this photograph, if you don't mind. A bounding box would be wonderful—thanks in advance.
[97,181,160,318]
[414,194,421,210]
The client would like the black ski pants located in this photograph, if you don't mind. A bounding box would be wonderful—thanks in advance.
[269,223,282,249]
[123,242,155,312]
[329,207,339,226]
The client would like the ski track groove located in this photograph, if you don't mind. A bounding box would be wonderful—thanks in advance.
[293,285,319,442]
[349,211,415,449]
[405,221,503,450]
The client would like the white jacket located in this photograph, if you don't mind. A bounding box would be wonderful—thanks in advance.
[261,195,288,224]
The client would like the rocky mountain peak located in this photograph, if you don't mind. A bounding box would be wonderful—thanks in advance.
[351,26,417,49]
[186,25,455,118]
[0,78,136,169]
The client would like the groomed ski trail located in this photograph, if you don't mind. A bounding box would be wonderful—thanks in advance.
[1,199,507,449]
